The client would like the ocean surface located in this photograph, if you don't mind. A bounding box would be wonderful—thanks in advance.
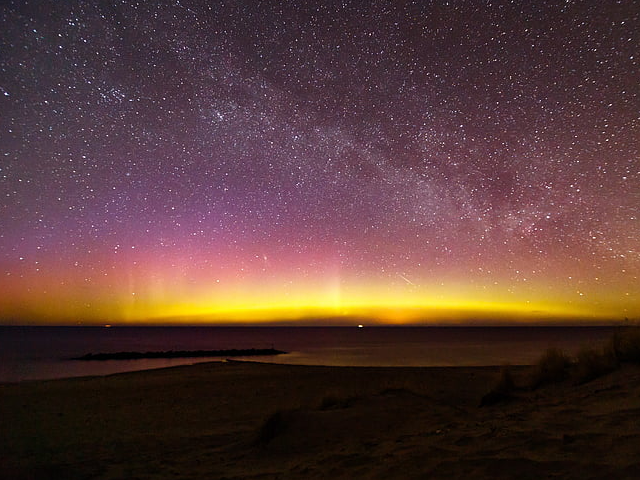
[0,326,618,383]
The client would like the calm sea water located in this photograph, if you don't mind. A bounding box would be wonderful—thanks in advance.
[0,326,617,383]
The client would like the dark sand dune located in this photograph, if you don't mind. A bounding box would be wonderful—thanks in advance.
[1,361,640,479]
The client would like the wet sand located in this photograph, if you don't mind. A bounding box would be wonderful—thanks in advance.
[1,361,639,479]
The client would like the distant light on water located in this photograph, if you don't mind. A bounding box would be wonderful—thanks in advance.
[0,325,620,382]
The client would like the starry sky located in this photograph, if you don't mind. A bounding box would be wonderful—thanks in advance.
[1,0,638,325]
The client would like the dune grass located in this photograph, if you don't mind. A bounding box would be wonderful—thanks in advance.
[482,326,640,401]
[533,327,640,387]
[530,347,572,388]
[480,364,516,406]
[255,410,291,445]
[611,326,640,363]
[573,344,618,384]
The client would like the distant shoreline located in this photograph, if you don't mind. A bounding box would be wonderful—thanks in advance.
[72,348,287,361]
[0,326,620,382]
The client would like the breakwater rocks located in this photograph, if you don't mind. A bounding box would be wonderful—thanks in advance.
[73,348,287,361]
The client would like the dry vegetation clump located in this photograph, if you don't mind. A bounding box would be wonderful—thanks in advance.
[255,410,292,445]
[610,327,640,363]
[530,347,572,388]
[480,364,516,406]
[572,327,640,384]
[484,327,640,400]
[573,345,618,384]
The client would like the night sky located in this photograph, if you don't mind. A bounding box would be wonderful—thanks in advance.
[1,0,638,324]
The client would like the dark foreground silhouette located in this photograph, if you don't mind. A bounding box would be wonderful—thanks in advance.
[4,361,640,479]
[73,348,286,360]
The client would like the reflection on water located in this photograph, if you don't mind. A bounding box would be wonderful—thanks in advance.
[0,326,618,382]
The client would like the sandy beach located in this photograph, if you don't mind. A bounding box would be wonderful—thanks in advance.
[1,360,640,479]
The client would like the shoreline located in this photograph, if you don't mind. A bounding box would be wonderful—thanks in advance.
[1,325,619,383]
[1,357,538,386]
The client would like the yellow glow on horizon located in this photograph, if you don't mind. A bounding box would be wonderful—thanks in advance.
[133,295,617,324]
[1,264,637,325]
[1,280,632,326]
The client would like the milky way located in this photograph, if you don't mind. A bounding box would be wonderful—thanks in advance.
[1,0,638,324]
